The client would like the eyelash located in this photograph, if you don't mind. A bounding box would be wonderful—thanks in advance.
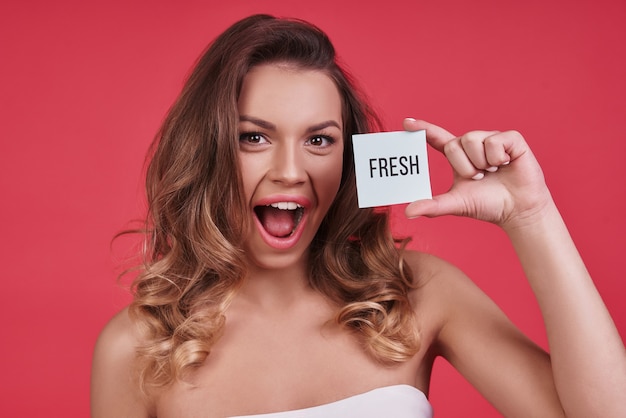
[239,132,268,144]
[238,132,337,147]
[306,135,335,147]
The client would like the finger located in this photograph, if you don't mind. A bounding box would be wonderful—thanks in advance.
[403,118,455,152]
[402,118,423,132]
[405,193,464,219]
[484,130,523,166]
[460,130,501,171]
[444,137,485,179]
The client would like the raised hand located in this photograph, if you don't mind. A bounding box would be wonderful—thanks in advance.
[403,119,553,229]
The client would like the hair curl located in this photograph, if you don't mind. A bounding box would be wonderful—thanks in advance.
[128,14,420,392]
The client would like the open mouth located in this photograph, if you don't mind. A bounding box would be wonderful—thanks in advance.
[254,202,305,238]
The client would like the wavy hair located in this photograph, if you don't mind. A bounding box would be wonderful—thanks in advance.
[129,14,420,392]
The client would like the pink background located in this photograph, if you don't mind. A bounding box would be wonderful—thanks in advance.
[1,0,624,416]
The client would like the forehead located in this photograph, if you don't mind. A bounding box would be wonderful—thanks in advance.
[238,64,343,128]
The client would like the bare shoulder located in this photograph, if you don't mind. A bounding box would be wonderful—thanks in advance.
[402,250,487,339]
[402,250,482,320]
[403,249,532,351]
[402,250,563,416]
[95,307,140,353]
[91,307,152,418]
[403,249,480,292]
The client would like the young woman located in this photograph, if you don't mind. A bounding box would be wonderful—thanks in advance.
[91,14,626,418]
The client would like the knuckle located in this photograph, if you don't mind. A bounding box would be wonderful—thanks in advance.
[483,135,498,147]
[443,138,461,155]
[461,131,481,145]
[505,130,523,140]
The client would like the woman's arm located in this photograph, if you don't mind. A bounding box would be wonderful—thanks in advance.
[504,200,626,417]
[404,118,626,417]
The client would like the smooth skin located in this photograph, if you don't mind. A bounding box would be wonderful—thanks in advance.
[403,118,626,416]
[91,66,626,417]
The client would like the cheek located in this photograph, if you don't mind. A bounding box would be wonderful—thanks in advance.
[315,154,344,203]
[237,154,260,200]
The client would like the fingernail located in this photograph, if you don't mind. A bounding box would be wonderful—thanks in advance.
[472,172,485,180]
[405,117,416,122]
[502,161,510,165]
[486,166,498,172]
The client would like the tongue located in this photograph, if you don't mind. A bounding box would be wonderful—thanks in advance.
[257,206,295,238]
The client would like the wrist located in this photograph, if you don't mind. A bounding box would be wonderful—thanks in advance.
[501,195,561,237]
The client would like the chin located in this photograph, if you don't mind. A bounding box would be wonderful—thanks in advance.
[244,245,310,274]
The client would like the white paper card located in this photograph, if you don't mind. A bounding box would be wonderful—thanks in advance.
[352,130,432,208]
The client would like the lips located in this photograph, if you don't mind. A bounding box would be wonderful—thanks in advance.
[253,195,310,250]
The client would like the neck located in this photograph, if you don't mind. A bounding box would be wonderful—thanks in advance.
[236,259,313,312]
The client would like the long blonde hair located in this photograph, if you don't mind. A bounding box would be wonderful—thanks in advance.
[129,14,420,392]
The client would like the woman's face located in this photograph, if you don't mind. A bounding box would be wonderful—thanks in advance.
[237,63,344,272]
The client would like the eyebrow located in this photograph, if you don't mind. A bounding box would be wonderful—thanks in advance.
[239,115,341,133]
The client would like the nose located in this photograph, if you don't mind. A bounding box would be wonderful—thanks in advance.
[268,141,307,186]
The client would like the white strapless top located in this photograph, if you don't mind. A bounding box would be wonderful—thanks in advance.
[230,385,433,418]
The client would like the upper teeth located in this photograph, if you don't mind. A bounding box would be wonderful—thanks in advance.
[269,202,302,210]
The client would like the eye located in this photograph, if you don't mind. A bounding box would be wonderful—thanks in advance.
[239,132,268,145]
[306,135,335,147]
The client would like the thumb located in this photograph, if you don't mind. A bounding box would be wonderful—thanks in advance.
[405,193,464,219]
